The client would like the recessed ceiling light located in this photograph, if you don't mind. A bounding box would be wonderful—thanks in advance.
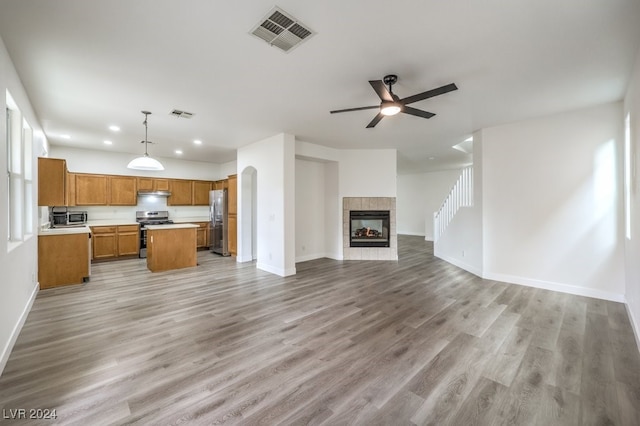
[428,156,436,160]
[175,150,183,155]
[109,125,120,132]
[193,139,202,145]
[103,140,113,145]
[60,134,71,139]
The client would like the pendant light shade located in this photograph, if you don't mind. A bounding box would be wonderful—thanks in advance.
[127,111,164,171]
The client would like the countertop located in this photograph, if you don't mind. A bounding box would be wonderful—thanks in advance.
[85,217,209,227]
[145,223,200,230]
[39,226,91,236]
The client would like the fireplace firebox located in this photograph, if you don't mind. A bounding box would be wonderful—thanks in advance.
[349,210,390,247]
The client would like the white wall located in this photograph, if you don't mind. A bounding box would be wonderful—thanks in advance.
[50,146,223,180]
[397,169,462,239]
[0,37,47,375]
[338,149,397,197]
[237,133,296,276]
[624,45,640,344]
[440,103,626,302]
[295,158,326,262]
[296,141,397,260]
[482,102,625,301]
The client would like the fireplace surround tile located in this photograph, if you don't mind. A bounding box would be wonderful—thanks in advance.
[343,197,397,261]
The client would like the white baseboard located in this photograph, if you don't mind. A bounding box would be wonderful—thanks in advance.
[397,232,426,237]
[0,282,38,377]
[256,262,296,277]
[483,271,625,303]
[625,301,640,354]
[295,253,325,263]
[435,253,483,277]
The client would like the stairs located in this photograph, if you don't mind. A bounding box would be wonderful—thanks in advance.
[434,166,473,242]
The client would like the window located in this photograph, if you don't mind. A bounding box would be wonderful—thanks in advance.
[6,90,33,248]
[625,113,631,240]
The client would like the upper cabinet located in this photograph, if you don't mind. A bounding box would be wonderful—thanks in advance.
[192,180,212,206]
[38,158,67,206]
[109,176,137,205]
[137,177,169,192]
[75,174,137,206]
[168,179,193,205]
[38,156,223,207]
[75,174,109,205]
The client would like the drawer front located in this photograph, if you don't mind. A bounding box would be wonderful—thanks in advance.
[91,226,117,234]
[118,225,139,233]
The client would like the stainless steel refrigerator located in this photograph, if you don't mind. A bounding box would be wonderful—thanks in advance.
[209,189,229,256]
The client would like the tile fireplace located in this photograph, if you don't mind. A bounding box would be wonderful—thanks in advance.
[343,197,397,261]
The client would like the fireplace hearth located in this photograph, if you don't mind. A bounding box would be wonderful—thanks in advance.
[350,210,390,247]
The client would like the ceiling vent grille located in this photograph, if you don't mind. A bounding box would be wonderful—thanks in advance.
[170,109,195,119]
[250,6,315,53]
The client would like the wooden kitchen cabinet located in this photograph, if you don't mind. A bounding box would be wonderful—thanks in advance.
[75,174,109,205]
[137,177,169,192]
[227,174,237,256]
[66,171,76,206]
[91,226,118,260]
[192,180,212,205]
[195,222,209,249]
[92,225,140,260]
[38,157,67,206]
[227,214,237,256]
[109,176,137,205]
[168,179,193,205]
[227,175,237,215]
[38,232,90,289]
[117,225,140,256]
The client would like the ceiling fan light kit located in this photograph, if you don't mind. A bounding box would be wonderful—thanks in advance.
[127,111,164,171]
[330,74,458,128]
[380,101,401,116]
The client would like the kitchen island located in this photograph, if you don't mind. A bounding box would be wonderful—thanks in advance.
[145,223,199,272]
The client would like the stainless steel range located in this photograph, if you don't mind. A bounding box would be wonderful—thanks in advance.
[136,210,174,258]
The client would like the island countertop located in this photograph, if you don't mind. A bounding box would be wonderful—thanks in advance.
[145,223,199,230]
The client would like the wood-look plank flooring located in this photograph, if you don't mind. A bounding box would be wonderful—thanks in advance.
[1,235,640,425]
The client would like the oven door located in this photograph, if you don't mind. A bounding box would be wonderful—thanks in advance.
[139,227,147,258]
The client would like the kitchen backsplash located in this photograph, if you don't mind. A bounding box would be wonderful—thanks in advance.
[81,197,209,221]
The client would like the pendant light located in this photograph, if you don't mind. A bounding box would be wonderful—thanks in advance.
[127,111,164,171]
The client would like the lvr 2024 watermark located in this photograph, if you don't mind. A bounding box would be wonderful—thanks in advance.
[3,408,57,420]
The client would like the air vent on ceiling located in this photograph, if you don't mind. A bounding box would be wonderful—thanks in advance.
[250,6,315,53]
[170,109,195,119]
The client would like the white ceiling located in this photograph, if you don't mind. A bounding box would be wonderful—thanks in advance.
[1,0,639,173]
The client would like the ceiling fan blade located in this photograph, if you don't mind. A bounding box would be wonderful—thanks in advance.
[369,80,393,102]
[400,83,458,105]
[402,106,436,119]
[330,105,379,114]
[366,112,384,128]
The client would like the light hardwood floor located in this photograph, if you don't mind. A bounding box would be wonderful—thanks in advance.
[1,235,639,425]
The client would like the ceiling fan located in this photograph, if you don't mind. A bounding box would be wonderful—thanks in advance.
[330,75,458,128]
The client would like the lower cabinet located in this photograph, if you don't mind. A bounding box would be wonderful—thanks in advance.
[117,225,140,256]
[91,225,139,260]
[228,214,237,256]
[38,232,91,289]
[195,222,209,249]
[92,226,117,260]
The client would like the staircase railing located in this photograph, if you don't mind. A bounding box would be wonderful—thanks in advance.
[434,166,473,242]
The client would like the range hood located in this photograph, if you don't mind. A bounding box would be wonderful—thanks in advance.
[137,190,171,197]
